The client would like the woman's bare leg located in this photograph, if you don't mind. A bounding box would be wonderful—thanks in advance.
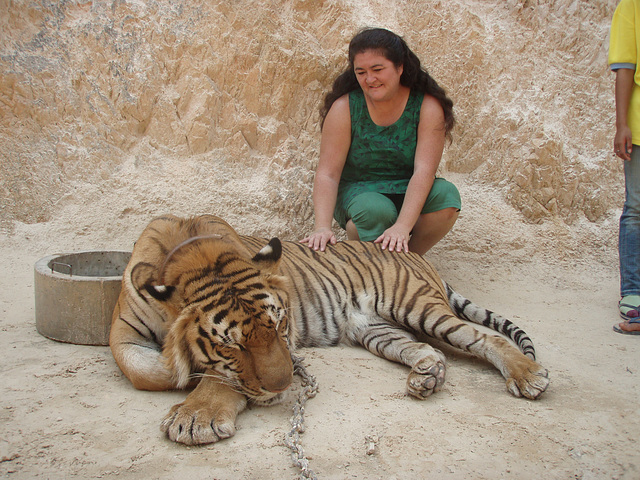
[408,208,459,255]
[346,219,360,240]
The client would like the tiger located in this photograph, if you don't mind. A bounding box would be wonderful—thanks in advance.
[109,214,549,446]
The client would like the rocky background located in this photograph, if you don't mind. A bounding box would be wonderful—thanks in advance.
[0,0,622,262]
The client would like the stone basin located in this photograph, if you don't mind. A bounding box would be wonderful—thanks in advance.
[34,251,131,346]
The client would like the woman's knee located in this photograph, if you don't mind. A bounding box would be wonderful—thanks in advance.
[413,207,459,236]
[347,192,398,239]
[440,207,460,223]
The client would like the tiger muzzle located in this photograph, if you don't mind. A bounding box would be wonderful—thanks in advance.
[248,336,294,394]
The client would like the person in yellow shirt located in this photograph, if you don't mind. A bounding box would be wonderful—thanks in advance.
[609,0,640,334]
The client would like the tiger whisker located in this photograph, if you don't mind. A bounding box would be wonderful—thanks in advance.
[187,372,248,396]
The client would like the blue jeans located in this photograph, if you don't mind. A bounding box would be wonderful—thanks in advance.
[620,144,640,297]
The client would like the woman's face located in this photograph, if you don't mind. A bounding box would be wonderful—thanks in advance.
[353,49,404,103]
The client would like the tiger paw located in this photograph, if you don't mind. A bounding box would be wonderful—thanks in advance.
[406,358,446,399]
[160,400,243,445]
[505,360,549,400]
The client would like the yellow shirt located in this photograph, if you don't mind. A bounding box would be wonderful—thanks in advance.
[609,0,640,142]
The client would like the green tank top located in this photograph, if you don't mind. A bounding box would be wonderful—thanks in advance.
[337,89,423,206]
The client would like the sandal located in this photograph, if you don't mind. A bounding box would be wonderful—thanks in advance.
[613,318,640,335]
[619,296,640,321]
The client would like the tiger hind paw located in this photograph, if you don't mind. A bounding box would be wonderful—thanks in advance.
[505,364,550,400]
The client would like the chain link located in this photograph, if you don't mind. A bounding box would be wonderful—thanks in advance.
[285,354,319,480]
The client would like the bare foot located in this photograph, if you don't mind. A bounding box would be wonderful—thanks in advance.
[614,320,640,335]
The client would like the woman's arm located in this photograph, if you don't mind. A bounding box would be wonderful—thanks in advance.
[374,94,446,252]
[300,95,351,251]
[614,67,635,161]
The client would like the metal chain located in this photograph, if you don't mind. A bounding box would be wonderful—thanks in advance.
[285,354,319,480]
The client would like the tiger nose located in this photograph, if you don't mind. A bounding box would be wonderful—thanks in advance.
[251,338,294,393]
[259,362,293,393]
[265,373,292,393]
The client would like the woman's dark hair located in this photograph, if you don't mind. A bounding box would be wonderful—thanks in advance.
[320,28,455,139]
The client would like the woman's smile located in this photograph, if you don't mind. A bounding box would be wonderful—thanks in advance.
[353,50,404,102]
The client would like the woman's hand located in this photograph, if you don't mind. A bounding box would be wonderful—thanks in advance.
[374,224,410,253]
[613,68,635,162]
[614,125,633,161]
[300,228,337,252]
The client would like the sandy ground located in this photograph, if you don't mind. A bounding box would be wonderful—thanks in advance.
[1,221,639,480]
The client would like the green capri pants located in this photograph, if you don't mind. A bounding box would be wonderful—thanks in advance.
[334,177,461,242]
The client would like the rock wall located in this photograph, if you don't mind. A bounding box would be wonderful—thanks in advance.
[0,0,623,259]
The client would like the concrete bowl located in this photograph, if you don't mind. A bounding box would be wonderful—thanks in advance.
[34,251,131,346]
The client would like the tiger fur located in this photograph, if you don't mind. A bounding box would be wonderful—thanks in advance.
[109,214,549,445]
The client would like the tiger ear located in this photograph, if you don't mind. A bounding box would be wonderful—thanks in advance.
[144,284,176,301]
[251,238,282,275]
[130,262,175,301]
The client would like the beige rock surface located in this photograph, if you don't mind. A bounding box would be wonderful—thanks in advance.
[1,0,639,479]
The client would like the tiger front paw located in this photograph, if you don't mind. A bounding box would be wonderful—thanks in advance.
[160,377,248,445]
[406,358,446,399]
[160,401,240,445]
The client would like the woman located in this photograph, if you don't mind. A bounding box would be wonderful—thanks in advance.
[300,28,461,255]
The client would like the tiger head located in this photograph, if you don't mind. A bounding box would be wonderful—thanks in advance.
[134,236,294,404]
